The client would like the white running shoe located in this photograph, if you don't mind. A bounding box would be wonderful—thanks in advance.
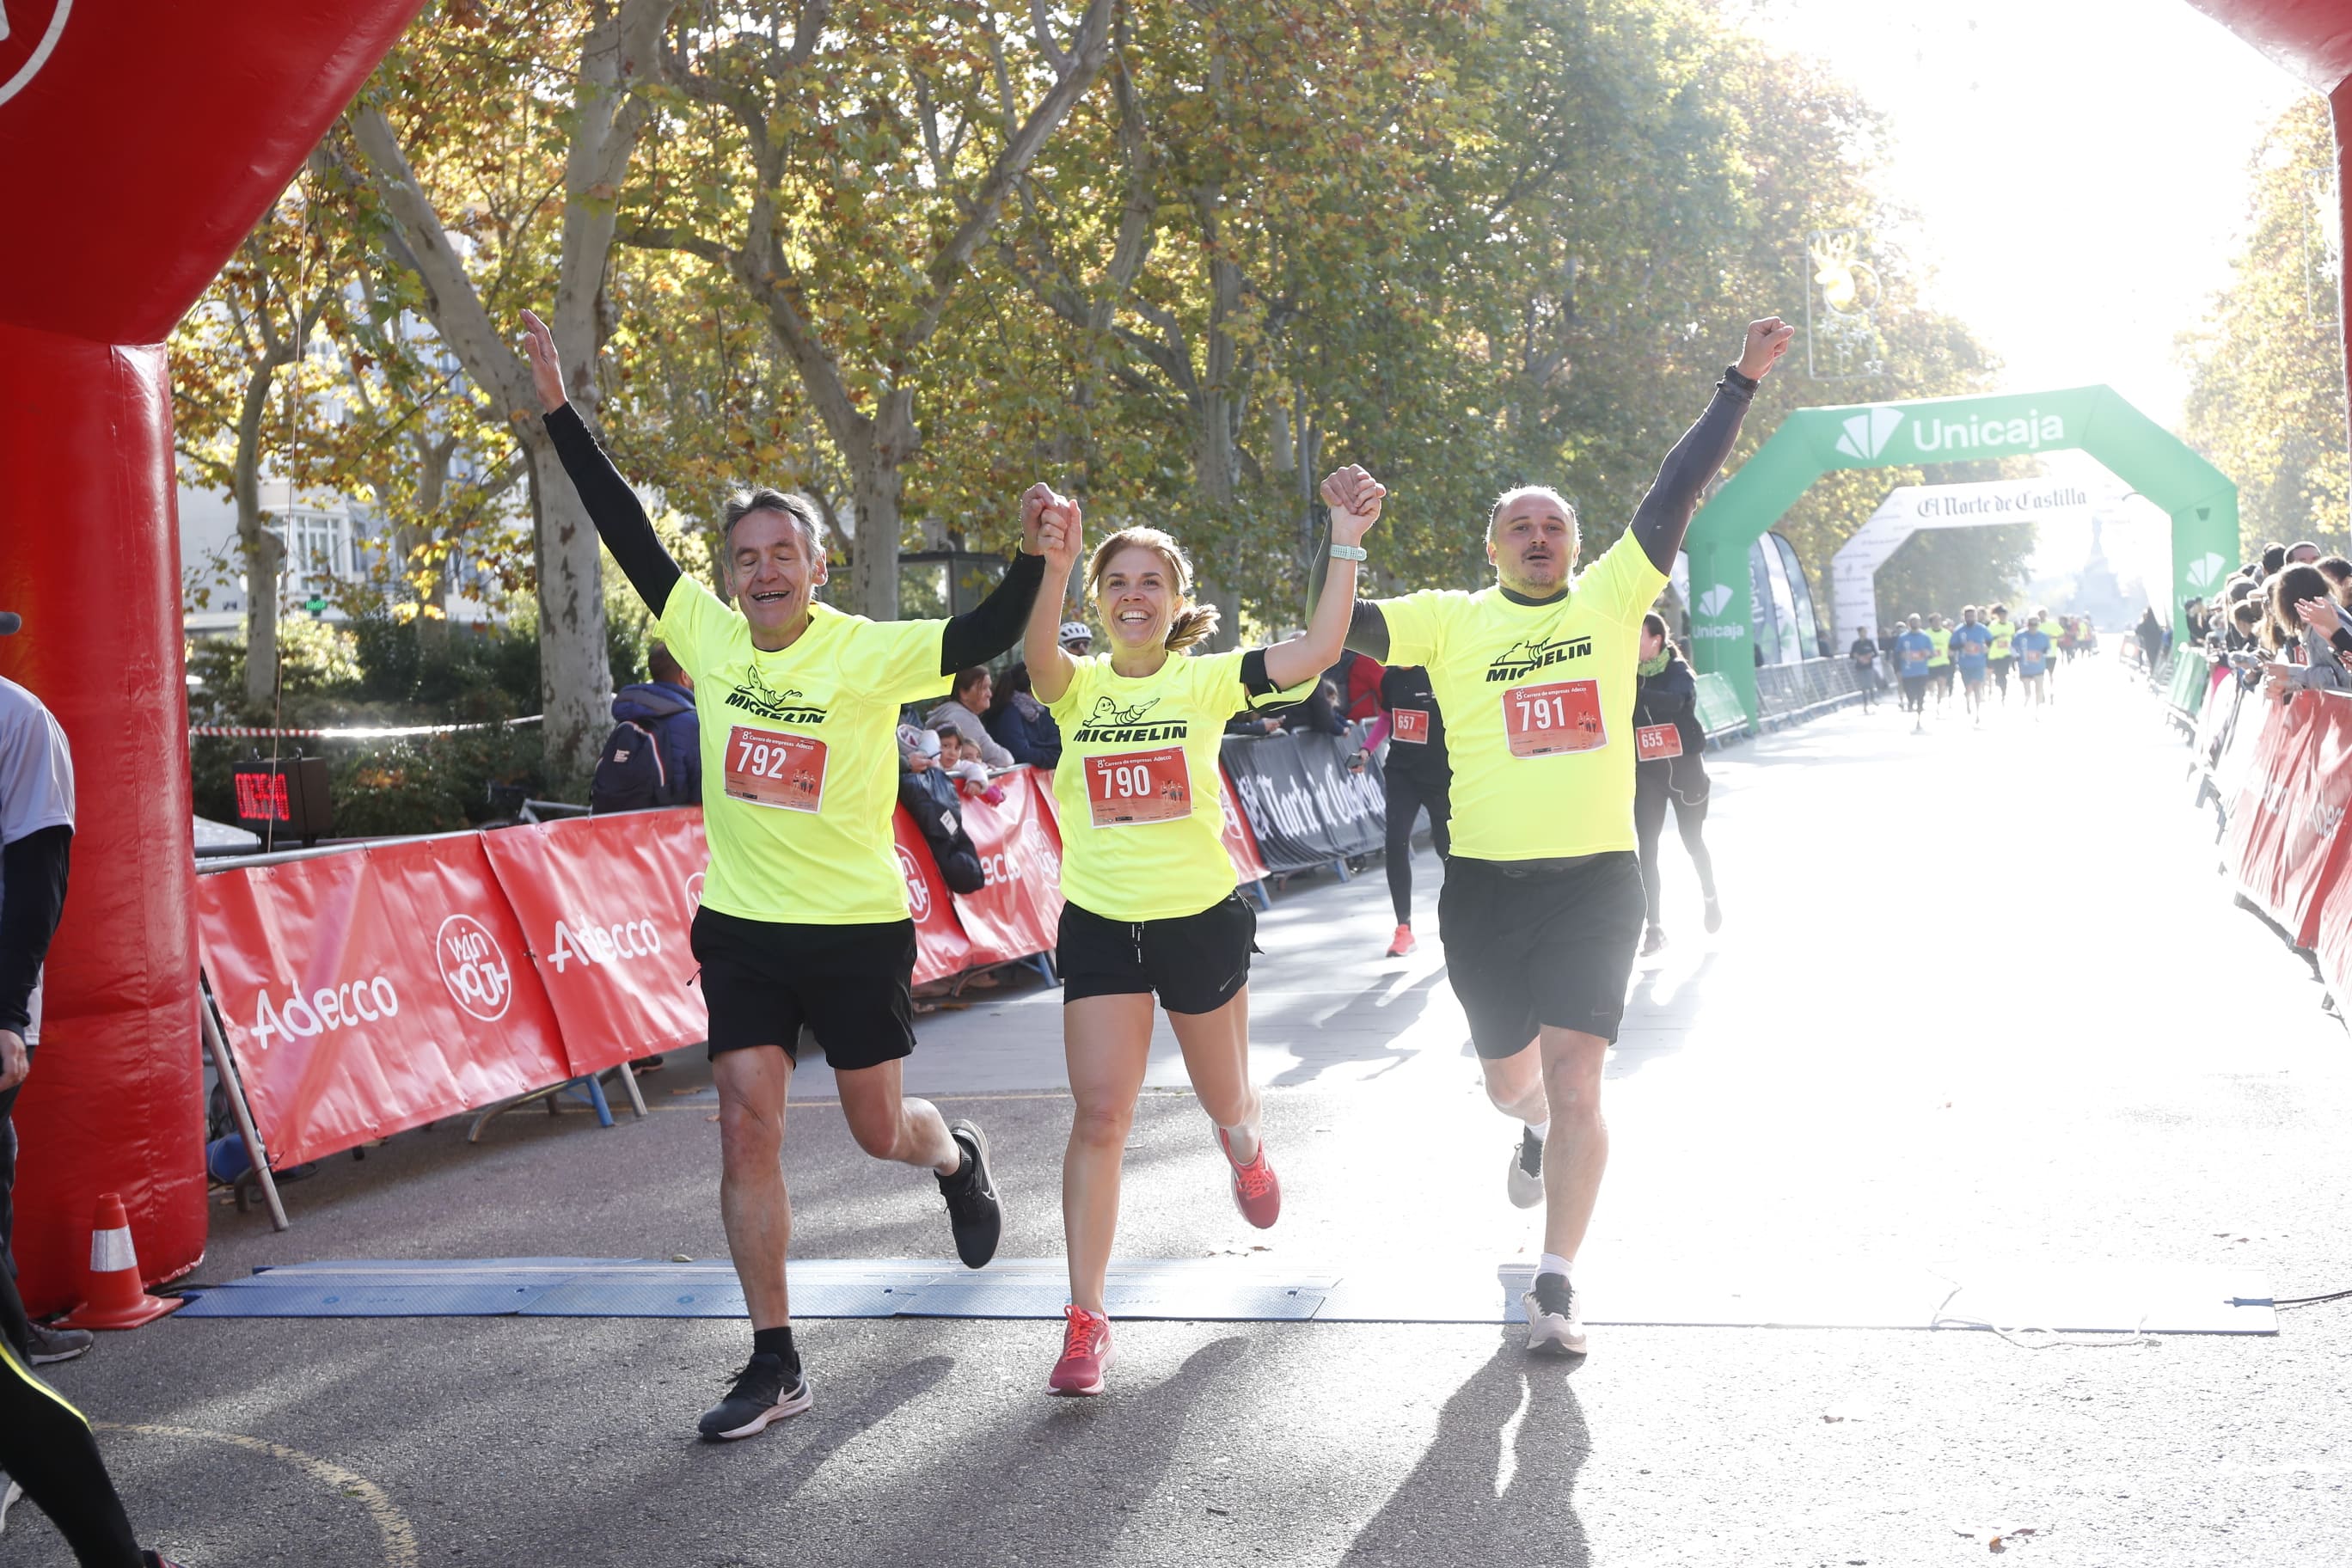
[1506,1128,1545,1210]
[1523,1271,1586,1356]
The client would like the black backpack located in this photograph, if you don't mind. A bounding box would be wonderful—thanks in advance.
[591,719,671,813]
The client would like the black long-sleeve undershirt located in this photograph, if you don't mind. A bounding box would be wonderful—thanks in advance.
[0,825,70,1036]
[1324,367,1760,660]
[542,402,1043,676]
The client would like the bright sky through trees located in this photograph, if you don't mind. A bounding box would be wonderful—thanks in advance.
[1739,0,2308,424]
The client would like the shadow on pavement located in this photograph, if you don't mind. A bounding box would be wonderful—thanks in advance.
[1338,1339,1591,1566]
[1266,970,1451,1088]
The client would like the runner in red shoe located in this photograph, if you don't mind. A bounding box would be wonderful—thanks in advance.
[1323,315,1792,1357]
[1024,473,1380,1394]
[524,310,1039,1439]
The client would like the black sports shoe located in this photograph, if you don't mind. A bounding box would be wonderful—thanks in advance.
[25,1320,94,1365]
[1506,1128,1544,1210]
[939,1118,1003,1269]
[1522,1271,1586,1357]
[697,1351,812,1441]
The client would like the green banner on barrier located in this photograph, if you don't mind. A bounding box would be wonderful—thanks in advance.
[2170,647,2211,717]
[1694,672,1751,738]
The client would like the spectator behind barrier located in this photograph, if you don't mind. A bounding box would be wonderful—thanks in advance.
[983,660,1062,769]
[2262,565,2349,695]
[2260,542,2288,581]
[603,640,701,807]
[897,726,985,894]
[2317,557,2352,607]
[928,666,1015,769]
[2288,541,2323,567]
[934,726,1003,805]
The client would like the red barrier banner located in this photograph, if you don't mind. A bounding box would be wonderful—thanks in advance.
[1218,767,1272,885]
[893,807,975,983]
[480,810,711,1075]
[196,837,572,1166]
[2224,690,2352,948]
[949,767,1066,966]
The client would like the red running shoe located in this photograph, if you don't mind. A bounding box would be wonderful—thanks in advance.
[1385,924,1417,958]
[1049,1304,1114,1396]
[1219,1126,1282,1228]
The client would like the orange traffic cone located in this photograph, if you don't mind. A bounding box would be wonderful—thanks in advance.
[59,1192,182,1331]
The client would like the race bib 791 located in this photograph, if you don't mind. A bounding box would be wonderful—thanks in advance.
[1502,680,1605,758]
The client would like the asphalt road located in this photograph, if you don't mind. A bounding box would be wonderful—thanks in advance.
[13,652,2352,1567]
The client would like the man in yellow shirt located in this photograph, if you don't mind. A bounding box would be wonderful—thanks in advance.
[1327,316,1794,1356]
[1986,605,2016,702]
[524,311,1040,1441]
[1926,616,1953,714]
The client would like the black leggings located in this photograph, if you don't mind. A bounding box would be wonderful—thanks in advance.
[1633,770,1714,927]
[1384,766,1451,925]
[1,1340,145,1565]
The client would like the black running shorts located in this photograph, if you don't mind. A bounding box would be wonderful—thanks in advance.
[1438,852,1645,1056]
[689,906,916,1071]
[1059,893,1257,1015]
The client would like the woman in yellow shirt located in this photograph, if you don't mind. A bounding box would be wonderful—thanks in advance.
[1021,470,1381,1394]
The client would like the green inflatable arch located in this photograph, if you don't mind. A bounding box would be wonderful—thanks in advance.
[1682,385,2238,722]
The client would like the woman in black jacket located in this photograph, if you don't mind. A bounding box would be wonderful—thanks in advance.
[983,660,1062,768]
[1632,612,1718,955]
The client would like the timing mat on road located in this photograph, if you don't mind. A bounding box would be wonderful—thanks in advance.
[170,1256,2279,1334]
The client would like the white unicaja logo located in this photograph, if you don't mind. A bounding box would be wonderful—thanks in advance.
[0,0,71,110]
[2184,553,2226,592]
[1697,584,1734,618]
[436,914,513,1021]
[896,845,932,922]
[1834,406,1904,461]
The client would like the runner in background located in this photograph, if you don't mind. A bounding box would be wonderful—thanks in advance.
[1632,613,1718,956]
[1371,665,1450,959]
[1329,315,1793,1356]
[1023,474,1375,1395]
[2013,614,2053,709]
[1926,614,1954,714]
[1986,605,2016,702]
[1848,626,1881,712]
[1896,616,1932,733]
[524,310,1029,1441]
[1951,606,1992,726]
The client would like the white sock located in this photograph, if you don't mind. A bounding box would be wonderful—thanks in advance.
[1523,1119,1550,1143]
[1538,1252,1574,1281]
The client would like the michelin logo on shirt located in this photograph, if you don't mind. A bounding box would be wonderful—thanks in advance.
[1069,694,1188,744]
[724,665,828,724]
[1485,635,1594,682]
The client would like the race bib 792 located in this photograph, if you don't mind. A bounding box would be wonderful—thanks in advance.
[724,725,828,813]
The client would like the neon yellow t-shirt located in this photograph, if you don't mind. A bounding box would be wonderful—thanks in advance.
[658,582,950,924]
[1927,628,1951,667]
[1044,648,1307,922]
[1375,529,1664,861]
[1988,620,2015,658]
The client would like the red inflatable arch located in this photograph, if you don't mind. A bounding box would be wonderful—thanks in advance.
[0,0,426,1311]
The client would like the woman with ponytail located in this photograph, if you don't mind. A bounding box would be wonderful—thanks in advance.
[1020,474,1383,1395]
[1631,611,1718,954]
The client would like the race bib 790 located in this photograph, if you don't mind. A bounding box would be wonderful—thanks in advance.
[1085,746,1191,827]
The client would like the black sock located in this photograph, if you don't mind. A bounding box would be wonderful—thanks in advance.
[753,1326,798,1369]
[940,1138,973,1185]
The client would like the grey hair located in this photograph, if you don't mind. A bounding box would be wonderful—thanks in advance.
[1486,484,1578,543]
[722,487,825,557]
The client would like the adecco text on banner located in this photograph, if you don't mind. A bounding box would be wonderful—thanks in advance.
[248,976,401,1050]
[896,844,934,922]
[546,916,665,973]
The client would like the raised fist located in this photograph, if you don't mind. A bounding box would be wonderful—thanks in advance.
[1738,317,1795,381]
[1320,465,1386,543]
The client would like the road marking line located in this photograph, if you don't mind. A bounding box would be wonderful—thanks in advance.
[95,1422,420,1567]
